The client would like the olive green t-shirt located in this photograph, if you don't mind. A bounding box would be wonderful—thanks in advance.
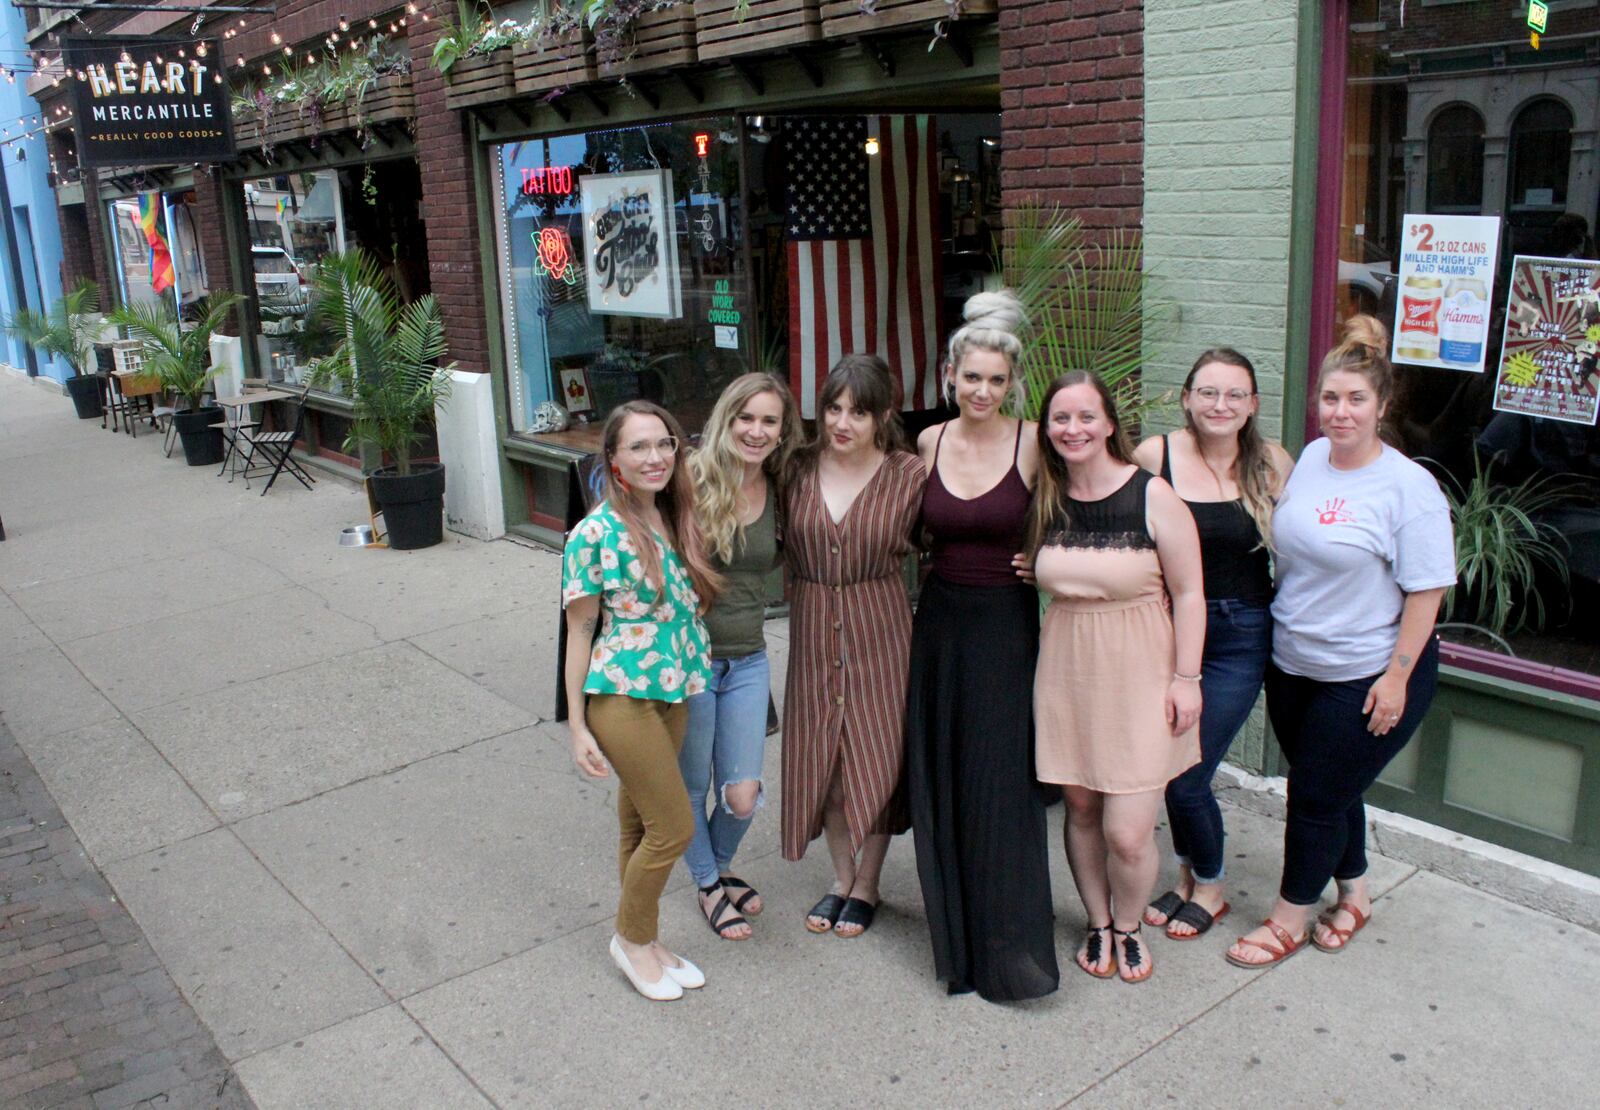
[704,490,779,660]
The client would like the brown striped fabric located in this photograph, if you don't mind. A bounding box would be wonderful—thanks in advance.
[781,451,928,861]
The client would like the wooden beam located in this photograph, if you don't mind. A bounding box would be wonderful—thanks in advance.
[731,58,765,96]
[675,70,704,104]
[860,38,895,78]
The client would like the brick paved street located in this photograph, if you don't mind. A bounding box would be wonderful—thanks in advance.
[0,721,251,1110]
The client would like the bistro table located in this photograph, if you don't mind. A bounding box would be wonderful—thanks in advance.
[214,389,296,479]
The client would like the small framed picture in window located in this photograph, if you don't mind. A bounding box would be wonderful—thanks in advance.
[559,366,596,417]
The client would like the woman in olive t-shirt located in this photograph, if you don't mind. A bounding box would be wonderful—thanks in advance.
[680,373,803,940]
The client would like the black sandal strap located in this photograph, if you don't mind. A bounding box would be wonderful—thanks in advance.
[1170,901,1217,934]
[1147,891,1185,919]
[702,891,748,938]
[835,897,877,933]
[807,893,847,926]
[1114,926,1145,970]
[720,874,760,914]
[1085,925,1110,964]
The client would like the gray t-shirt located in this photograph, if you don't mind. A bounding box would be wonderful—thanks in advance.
[1270,438,1456,682]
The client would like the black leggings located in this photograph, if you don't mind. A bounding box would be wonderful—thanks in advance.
[1265,638,1440,906]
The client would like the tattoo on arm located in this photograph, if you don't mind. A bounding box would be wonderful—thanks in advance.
[1397,653,1412,669]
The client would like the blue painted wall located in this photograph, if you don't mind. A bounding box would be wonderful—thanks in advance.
[0,6,67,382]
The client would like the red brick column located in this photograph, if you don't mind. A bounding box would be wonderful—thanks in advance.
[999,0,1144,234]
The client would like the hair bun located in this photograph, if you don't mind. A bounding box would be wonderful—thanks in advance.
[962,289,1027,336]
[1340,313,1388,354]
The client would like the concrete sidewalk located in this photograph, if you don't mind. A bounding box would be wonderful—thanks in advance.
[2,369,1597,1109]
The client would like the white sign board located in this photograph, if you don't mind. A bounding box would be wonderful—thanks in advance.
[1391,213,1500,373]
[581,169,681,320]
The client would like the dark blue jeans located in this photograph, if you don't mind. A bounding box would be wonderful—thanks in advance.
[1266,637,1441,906]
[1163,599,1273,884]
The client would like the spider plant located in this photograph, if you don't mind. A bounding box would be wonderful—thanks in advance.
[108,293,243,413]
[1434,453,1573,637]
[305,250,454,476]
[6,279,101,377]
[1002,198,1174,424]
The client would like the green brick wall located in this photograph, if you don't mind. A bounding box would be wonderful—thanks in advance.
[1140,0,1305,445]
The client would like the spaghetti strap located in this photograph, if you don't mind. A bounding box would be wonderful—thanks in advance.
[933,422,948,466]
[1013,418,1023,463]
[1159,434,1174,483]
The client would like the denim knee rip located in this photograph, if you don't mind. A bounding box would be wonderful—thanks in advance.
[718,778,765,819]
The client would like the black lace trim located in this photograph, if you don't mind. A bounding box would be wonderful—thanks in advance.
[1042,529,1155,552]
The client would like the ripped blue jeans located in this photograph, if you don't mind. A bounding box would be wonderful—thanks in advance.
[678,650,770,890]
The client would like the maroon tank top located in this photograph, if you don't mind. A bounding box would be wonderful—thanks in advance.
[922,421,1032,586]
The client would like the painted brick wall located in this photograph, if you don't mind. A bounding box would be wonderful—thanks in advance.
[999,0,1145,233]
[1140,0,1303,443]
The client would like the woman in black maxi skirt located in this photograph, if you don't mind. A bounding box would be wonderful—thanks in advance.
[906,290,1058,1002]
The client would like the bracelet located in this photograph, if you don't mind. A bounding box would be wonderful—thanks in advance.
[1172,671,1202,683]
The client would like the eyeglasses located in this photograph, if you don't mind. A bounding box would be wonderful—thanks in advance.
[620,436,679,460]
[1192,387,1255,408]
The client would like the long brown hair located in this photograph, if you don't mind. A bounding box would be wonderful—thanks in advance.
[800,353,907,466]
[600,401,722,610]
[1026,370,1136,555]
[1183,347,1278,549]
[690,373,802,564]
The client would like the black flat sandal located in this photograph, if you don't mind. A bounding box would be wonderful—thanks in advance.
[834,897,877,937]
[699,881,750,940]
[719,874,762,917]
[805,893,847,934]
[1144,890,1185,926]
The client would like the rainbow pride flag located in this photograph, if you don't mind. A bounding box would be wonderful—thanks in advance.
[138,193,175,295]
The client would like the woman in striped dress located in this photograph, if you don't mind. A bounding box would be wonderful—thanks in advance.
[782,354,928,938]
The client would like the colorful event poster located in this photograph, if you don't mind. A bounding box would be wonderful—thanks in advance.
[1391,214,1500,373]
[1492,255,1600,426]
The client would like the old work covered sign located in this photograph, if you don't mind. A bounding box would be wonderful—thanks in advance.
[63,36,234,167]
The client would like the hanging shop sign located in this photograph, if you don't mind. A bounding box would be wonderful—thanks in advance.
[581,169,681,320]
[63,36,234,168]
[1391,214,1500,373]
[1492,255,1600,426]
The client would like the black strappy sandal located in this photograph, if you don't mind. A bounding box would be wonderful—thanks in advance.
[698,881,750,940]
[1078,924,1116,979]
[719,874,762,917]
[1114,926,1153,983]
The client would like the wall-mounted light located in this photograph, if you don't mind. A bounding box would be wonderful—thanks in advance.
[864,136,880,156]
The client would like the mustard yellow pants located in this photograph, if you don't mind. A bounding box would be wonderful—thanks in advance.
[587,694,693,944]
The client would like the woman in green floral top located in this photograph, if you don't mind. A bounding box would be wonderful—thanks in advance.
[562,400,722,1001]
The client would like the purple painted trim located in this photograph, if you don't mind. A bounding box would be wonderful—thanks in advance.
[1305,0,1350,444]
[1441,642,1600,703]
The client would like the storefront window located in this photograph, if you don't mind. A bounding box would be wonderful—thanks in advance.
[1333,3,1600,680]
[107,191,209,318]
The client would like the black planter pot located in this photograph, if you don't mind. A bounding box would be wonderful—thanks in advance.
[65,374,103,419]
[172,407,225,466]
[369,463,447,550]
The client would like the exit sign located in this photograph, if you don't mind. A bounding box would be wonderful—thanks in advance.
[1527,1,1548,33]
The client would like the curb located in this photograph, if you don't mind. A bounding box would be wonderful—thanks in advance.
[1215,763,1600,934]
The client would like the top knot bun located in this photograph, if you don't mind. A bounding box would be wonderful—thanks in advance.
[962,289,1027,336]
[1340,313,1388,353]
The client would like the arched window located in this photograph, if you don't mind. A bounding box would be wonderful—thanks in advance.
[1426,105,1484,213]
[1507,98,1573,210]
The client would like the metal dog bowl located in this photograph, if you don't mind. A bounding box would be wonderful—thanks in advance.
[339,524,377,548]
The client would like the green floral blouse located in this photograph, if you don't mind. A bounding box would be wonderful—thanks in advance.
[562,501,712,703]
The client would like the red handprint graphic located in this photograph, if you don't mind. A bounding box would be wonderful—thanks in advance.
[1316,498,1355,525]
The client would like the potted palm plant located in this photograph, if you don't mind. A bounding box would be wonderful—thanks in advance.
[6,280,104,418]
[307,250,455,550]
[109,293,243,466]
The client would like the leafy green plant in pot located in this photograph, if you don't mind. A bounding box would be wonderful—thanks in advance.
[306,251,455,550]
[109,293,243,466]
[6,280,105,419]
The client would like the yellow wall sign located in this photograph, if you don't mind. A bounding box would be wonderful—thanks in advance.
[1527,1,1549,34]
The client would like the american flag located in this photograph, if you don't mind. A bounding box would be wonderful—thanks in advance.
[786,115,942,418]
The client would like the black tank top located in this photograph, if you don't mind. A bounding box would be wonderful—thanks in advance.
[1161,435,1272,605]
[923,421,1032,586]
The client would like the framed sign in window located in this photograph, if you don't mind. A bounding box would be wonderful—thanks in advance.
[581,169,681,319]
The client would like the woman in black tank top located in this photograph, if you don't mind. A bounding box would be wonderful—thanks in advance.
[904,291,1059,1002]
[1131,349,1294,941]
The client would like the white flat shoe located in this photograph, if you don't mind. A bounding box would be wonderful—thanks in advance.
[659,952,704,990]
[610,935,682,1001]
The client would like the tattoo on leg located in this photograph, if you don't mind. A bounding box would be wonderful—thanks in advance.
[582,617,597,636]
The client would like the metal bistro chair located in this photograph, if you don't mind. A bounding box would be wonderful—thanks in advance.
[238,384,317,496]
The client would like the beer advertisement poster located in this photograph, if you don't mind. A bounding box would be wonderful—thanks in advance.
[63,36,234,168]
[580,170,681,320]
[1492,255,1600,426]
[1391,214,1500,373]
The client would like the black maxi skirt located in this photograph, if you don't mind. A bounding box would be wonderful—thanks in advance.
[906,574,1059,1002]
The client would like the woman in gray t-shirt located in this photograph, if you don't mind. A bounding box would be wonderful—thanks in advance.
[1227,315,1455,969]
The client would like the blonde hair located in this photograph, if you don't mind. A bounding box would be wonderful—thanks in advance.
[691,373,802,565]
[944,288,1028,415]
[1183,347,1278,549]
[1319,314,1394,404]
[600,401,722,610]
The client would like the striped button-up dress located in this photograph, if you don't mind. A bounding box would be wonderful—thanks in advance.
[781,450,927,861]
